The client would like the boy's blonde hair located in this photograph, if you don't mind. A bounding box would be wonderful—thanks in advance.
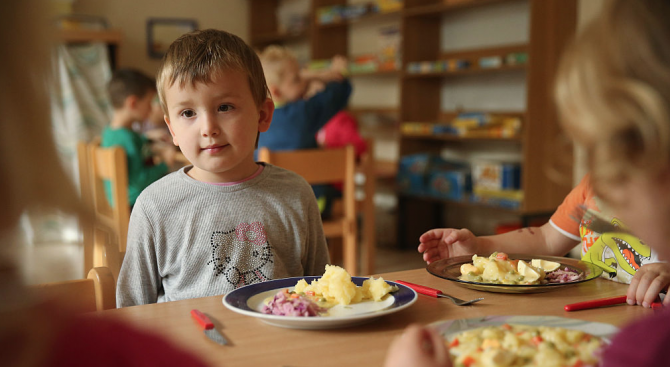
[156,29,269,114]
[555,0,670,198]
[259,45,298,87]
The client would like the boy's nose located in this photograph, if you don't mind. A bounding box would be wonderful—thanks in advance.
[200,113,220,137]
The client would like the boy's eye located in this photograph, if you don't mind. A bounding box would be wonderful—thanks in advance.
[180,110,195,118]
[218,104,232,112]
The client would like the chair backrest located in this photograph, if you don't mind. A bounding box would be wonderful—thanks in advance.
[34,267,116,313]
[258,145,358,274]
[77,140,129,278]
[358,138,376,275]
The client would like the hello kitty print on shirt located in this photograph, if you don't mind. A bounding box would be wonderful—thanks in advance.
[207,221,274,288]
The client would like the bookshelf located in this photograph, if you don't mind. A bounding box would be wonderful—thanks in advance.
[248,0,577,245]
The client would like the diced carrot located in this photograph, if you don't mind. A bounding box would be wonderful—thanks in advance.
[502,323,512,331]
[531,335,543,346]
[572,360,584,367]
[306,291,315,297]
[496,252,509,260]
[583,334,592,342]
[462,356,476,367]
[290,293,300,299]
[449,338,459,347]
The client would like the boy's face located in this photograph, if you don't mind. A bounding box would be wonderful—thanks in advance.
[277,60,307,103]
[164,68,273,183]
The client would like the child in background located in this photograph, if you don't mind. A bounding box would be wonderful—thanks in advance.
[0,2,208,365]
[257,46,352,153]
[258,47,352,216]
[116,29,330,307]
[388,1,670,366]
[102,69,175,207]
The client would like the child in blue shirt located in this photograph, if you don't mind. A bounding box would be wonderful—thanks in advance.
[257,46,351,152]
[258,47,352,215]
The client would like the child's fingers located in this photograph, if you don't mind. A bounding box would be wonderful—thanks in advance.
[425,327,451,365]
[634,272,665,307]
[627,276,640,305]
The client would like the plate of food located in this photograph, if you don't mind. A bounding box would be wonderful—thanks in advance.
[427,252,603,293]
[431,315,616,367]
[223,265,417,329]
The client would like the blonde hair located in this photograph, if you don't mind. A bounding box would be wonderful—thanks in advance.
[555,0,670,198]
[259,45,298,87]
[156,29,269,114]
[0,1,83,232]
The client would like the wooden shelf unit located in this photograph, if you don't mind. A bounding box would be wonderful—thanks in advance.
[57,28,123,69]
[397,0,577,245]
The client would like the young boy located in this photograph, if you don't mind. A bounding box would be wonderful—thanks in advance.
[116,29,330,307]
[102,69,175,207]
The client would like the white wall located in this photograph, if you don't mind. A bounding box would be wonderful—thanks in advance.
[73,0,249,77]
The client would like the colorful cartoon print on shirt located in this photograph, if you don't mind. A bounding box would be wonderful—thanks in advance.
[207,222,274,288]
[581,218,653,284]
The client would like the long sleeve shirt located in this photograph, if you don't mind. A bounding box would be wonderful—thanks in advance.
[116,164,330,307]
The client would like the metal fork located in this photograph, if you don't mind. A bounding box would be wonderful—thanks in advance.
[569,204,631,234]
[395,280,484,306]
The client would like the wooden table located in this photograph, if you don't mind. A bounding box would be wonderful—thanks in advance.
[103,269,653,367]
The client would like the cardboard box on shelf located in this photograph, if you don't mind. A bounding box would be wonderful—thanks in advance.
[472,161,521,191]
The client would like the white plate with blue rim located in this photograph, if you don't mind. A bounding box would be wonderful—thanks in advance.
[223,276,418,330]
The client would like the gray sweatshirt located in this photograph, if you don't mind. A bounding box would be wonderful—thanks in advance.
[116,164,330,307]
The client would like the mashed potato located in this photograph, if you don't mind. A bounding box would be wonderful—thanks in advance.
[294,265,397,305]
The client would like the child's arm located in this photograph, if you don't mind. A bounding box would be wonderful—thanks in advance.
[626,262,670,307]
[303,79,352,134]
[418,222,579,264]
[116,204,162,307]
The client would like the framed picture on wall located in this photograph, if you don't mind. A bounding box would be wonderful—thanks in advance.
[147,18,198,59]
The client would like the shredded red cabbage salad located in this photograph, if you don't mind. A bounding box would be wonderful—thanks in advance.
[545,267,584,283]
[261,290,327,317]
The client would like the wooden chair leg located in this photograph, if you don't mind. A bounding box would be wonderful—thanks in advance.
[328,237,343,267]
[343,229,358,276]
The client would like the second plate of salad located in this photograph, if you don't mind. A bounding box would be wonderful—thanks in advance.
[427,253,603,293]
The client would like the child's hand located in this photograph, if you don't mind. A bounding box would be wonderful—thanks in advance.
[384,324,452,367]
[418,228,479,264]
[330,55,348,74]
[627,262,670,307]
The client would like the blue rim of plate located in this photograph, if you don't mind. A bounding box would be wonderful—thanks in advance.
[223,276,418,322]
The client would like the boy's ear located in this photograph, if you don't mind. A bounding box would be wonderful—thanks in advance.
[164,115,179,146]
[125,95,139,109]
[257,97,274,133]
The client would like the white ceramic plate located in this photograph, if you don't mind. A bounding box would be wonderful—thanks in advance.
[223,276,418,329]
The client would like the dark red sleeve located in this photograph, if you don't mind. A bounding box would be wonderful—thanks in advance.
[47,315,209,367]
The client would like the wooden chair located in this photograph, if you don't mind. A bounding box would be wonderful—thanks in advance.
[77,140,129,279]
[258,146,359,275]
[34,267,116,313]
[358,139,376,275]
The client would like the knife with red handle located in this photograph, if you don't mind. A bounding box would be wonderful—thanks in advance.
[564,295,663,312]
[191,309,228,345]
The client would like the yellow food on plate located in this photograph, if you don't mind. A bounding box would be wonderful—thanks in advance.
[459,253,561,285]
[446,324,605,367]
[294,265,397,305]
